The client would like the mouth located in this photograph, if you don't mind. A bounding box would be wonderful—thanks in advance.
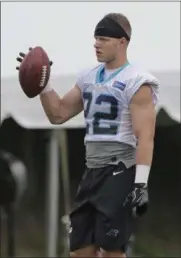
[96,50,102,56]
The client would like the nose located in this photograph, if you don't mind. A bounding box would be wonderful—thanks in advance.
[94,38,101,49]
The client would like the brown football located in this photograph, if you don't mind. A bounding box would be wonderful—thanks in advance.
[19,46,50,98]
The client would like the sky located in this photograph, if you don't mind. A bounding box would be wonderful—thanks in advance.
[1,2,180,77]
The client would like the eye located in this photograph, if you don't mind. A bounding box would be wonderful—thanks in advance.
[94,36,109,42]
[101,37,108,41]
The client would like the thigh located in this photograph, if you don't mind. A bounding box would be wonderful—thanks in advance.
[92,162,135,217]
[72,168,93,209]
[70,245,97,257]
[95,206,134,252]
[69,202,96,252]
[94,163,136,252]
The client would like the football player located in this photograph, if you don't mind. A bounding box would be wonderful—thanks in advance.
[16,12,159,258]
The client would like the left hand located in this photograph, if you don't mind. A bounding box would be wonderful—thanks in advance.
[16,47,53,70]
[123,183,149,217]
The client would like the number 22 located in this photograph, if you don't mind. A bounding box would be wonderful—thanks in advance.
[83,92,118,135]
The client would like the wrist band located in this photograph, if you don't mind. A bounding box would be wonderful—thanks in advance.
[135,165,151,185]
[40,83,52,94]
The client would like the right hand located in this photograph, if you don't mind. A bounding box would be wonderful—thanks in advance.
[16,47,53,70]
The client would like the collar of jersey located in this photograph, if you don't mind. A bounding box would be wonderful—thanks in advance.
[95,62,129,84]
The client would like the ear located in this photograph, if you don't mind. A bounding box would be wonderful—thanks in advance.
[120,37,129,47]
[120,37,126,45]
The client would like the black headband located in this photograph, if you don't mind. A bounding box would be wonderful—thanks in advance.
[94,17,130,41]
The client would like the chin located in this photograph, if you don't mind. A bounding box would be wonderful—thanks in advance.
[96,56,106,63]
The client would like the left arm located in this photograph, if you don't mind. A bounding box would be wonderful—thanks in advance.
[129,84,156,185]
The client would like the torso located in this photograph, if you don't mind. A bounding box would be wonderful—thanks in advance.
[76,63,159,168]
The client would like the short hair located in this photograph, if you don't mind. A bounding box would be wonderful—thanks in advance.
[104,13,132,40]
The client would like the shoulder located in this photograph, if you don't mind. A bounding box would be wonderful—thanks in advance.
[78,64,101,78]
[76,64,101,90]
[120,64,160,88]
[118,63,160,104]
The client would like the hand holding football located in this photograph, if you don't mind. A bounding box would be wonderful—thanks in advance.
[16,46,52,98]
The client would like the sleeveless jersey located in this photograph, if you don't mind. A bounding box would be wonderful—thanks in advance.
[76,63,160,168]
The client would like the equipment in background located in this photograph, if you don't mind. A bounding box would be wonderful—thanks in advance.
[0,150,27,257]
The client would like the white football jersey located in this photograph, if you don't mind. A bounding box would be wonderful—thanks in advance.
[76,63,159,147]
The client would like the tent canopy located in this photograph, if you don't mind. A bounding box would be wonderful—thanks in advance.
[1,71,180,129]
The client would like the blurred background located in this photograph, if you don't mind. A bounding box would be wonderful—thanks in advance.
[1,1,180,257]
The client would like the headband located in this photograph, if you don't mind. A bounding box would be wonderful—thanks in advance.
[94,17,130,41]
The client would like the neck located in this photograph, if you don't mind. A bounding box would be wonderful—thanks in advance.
[105,55,128,70]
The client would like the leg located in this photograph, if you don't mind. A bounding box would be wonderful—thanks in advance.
[101,249,126,257]
[69,168,98,257]
[93,162,136,258]
[69,202,98,257]
[96,209,131,258]
[70,245,97,257]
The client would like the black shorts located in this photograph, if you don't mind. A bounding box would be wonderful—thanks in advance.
[69,161,136,252]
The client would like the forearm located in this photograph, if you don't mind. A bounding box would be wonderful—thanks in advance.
[135,134,154,185]
[136,136,154,166]
[39,84,83,124]
[40,89,65,124]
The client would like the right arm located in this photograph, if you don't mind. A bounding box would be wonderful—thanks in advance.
[40,84,83,124]
[15,50,85,124]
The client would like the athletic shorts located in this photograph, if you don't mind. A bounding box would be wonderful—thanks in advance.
[69,161,136,252]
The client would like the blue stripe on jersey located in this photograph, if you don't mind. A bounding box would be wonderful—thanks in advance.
[96,62,129,84]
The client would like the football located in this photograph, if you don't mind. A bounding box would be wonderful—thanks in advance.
[18,46,50,98]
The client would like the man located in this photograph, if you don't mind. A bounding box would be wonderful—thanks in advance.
[16,13,159,258]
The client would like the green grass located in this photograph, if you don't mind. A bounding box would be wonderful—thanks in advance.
[133,234,181,257]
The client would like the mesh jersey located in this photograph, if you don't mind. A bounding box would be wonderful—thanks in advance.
[76,63,159,148]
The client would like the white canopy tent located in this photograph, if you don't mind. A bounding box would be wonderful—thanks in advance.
[1,71,180,127]
[1,71,180,256]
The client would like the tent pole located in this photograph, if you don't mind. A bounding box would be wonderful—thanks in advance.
[59,129,71,257]
[46,130,59,257]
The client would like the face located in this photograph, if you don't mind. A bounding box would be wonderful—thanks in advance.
[94,36,125,63]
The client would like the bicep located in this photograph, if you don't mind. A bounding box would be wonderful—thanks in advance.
[61,84,83,120]
[129,85,156,138]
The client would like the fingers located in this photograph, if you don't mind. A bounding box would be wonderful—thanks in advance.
[16,48,31,70]
[19,52,26,58]
[18,47,32,58]
[16,47,53,71]
[16,57,23,63]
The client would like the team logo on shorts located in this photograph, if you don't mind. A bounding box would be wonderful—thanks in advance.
[106,229,119,238]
